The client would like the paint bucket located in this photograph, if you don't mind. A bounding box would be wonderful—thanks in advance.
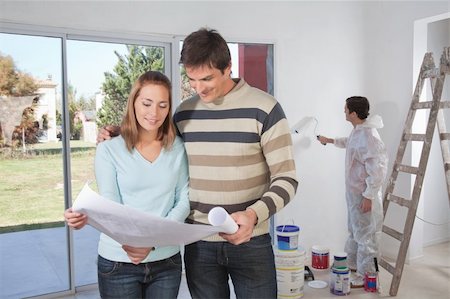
[332,252,348,269]
[364,272,377,292]
[275,248,305,299]
[276,225,300,251]
[330,266,350,296]
[311,245,329,269]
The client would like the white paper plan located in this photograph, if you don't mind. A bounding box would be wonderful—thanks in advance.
[72,183,238,247]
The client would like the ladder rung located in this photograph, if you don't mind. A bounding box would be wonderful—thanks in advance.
[382,225,404,241]
[441,101,450,108]
[413,101,450,109]
[379,258,395,275]
[403,133,426,141]
[413,102,433,109]
[439,133,450,140]
[396,164,419,175]
[387,194,411,208]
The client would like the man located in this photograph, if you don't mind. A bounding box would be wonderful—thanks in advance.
[175,28,297,299]
[99,28,298,298]
[317,96,387,288]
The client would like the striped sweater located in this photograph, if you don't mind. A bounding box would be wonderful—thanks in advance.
[174,78,298,241]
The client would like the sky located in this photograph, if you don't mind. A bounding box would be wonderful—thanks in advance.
[0,32,239,99]
[0,33,129,98]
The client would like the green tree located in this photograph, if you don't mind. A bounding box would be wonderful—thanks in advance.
[0,53,38,96]
[97,45,164,127]
[55,84,97,140]
[67,84,86,140]
[12,105,39,146]
[1,53,39,148]
[181,66,195,101]
[77,95,96,111]
[55,109,62,126]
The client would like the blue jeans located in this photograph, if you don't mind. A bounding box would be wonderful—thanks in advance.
[97,253,182,299]
[184,234,277,299]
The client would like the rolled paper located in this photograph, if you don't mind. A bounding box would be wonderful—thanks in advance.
[208,207,238,234]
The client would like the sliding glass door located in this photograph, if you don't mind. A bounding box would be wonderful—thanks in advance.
[0,29,170,298]
[0,32,69,298]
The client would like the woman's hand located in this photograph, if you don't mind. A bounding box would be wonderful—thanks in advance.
[64,208,88,229]
[122,245,154,265]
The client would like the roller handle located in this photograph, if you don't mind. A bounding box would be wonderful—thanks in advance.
[316,135,327,146]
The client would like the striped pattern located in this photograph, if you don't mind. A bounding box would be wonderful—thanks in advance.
[174,79,298,241]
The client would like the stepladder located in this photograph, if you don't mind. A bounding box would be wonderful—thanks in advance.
[380,47,450,296]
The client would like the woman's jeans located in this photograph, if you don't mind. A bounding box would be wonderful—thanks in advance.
[97,252,182,299]
[184,234,277,299]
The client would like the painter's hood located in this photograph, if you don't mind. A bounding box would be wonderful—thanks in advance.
[359,114,384,129]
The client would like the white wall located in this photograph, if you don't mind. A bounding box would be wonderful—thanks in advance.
[1,1,448,260]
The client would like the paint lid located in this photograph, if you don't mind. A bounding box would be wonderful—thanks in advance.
[311,245,329,254]
[276,225,300,233]
[308,280,328,289]
[334,252,348,260]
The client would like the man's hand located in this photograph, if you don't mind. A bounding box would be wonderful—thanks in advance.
[122,245,154,265]
[360,197,372,213]
[64,208,88,229]
[219,209,257,245]
[317,135,332,145]
[97,125,120,144]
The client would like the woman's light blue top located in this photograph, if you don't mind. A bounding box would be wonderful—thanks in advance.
[94,135,190,263]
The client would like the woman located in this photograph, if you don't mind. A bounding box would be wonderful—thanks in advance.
[64,71,190,299]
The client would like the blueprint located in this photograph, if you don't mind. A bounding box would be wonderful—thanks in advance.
[72,183,238,247]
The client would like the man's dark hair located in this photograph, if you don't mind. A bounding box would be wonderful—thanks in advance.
[180,28,231,73]
[346,96,370,120]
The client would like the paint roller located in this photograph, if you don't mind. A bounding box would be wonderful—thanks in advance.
[290,116,326,145]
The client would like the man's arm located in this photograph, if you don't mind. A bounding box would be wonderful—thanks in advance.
[221,102,298,245]
[361,132,388,200]
[248,103,298,223]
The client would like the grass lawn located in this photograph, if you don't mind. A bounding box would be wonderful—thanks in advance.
[0,141,97,231]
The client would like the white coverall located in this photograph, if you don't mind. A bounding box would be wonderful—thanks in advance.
[334,115,388,275]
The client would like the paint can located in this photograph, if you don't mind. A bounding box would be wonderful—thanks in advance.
[275,248,305,299]
[364,272,377,292]
[276,225,300,251]
[311,245,329,269]
[329,266,350,296]
[332,252,348,269]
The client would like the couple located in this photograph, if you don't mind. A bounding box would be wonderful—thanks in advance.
[65,28,298,299]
